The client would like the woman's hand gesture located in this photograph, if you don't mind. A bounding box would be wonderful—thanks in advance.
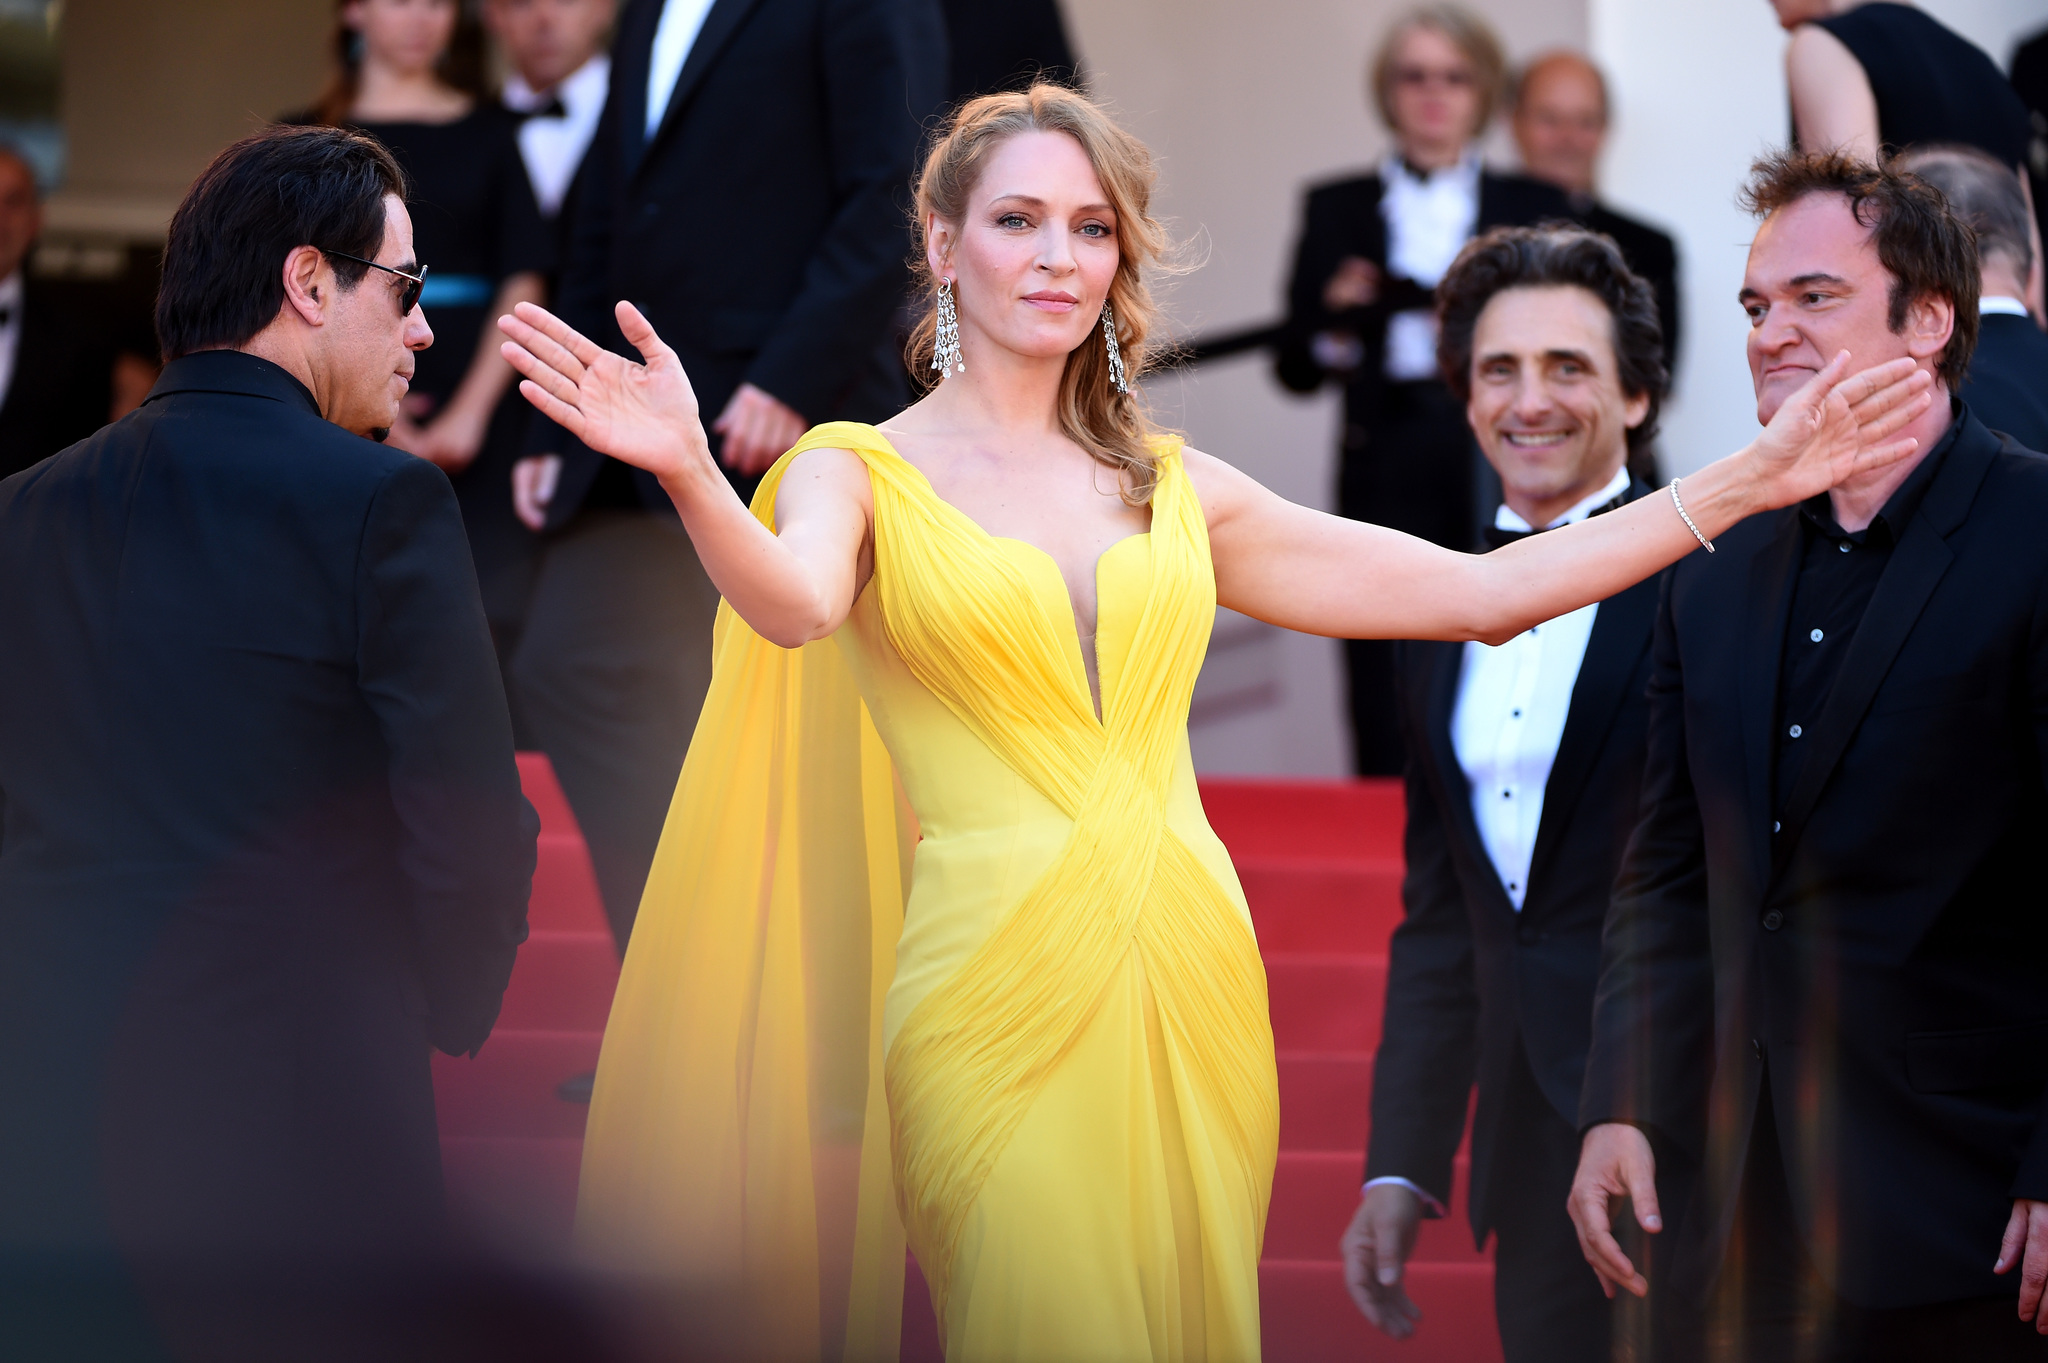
[1747,351,1933,507]
[498,300,711,485]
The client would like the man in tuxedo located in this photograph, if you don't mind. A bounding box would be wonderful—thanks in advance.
[1342,226,1673,1363]
[0,146,113,478]
[509,0,943,944]
[1902,143,2048,451]
[1511,52,1682,380]
[1569,150,2048,1361]
[487,0,616,256]
[0,126,535,1354]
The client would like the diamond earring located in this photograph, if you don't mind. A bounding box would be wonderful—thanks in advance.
[933,277,964,378]
[1101,302,1129,395]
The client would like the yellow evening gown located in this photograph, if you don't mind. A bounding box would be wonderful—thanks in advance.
[573,422,1279,1362]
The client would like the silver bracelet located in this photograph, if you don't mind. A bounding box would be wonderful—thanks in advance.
[1669,477,1715,554]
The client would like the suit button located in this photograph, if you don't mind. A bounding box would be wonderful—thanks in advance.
[1761,909,1785,932]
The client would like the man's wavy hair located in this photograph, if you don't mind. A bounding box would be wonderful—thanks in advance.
[1435,224,1669,456]
[1738,149,1979,390]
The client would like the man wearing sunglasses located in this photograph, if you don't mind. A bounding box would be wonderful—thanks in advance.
[0,124,536,1353]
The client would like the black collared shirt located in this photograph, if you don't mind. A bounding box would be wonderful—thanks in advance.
[1773,410,1961,814]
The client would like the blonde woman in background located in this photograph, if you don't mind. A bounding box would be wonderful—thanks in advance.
[499,84,1929,1363]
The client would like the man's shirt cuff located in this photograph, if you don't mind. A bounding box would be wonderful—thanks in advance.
[1363,1175,1448,1218]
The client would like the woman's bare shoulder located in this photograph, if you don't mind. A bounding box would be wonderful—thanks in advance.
[774,445,875,526]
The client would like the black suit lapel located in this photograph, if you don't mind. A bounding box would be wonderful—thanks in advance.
[1771,427,1996,862]
[615,0,664,171]
[1735,511,1801,887]
[639,0,766,172]
[1525,570,1658,901]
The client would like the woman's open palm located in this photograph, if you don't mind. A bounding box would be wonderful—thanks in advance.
[1749,351,1933,505]
[498,300,707,482]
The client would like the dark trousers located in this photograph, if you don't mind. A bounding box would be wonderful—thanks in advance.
[1680,1082,2048,1363]
[1338,379,1478,775]
[507,509,719,946]
[1487,1043,1648,1363]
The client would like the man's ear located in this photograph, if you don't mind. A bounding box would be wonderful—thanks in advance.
[1623,387,1652,432]
[1903,290,1955,364]
[279,245,329,328]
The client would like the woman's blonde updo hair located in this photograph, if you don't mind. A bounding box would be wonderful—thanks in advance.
[909,84,1174,504]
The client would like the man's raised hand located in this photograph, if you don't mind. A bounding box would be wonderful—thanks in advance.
[498,300,709,485]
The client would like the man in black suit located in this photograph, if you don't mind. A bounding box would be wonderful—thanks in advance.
[0,146,113,478]
[1277,5,1571,775]
[1342,226,1673,1363]
[1903,142,2048,451]
[1510,52,1682,383]
[1569,150,2048,1361]
[509,0,943,943]
[0,126,535,1355]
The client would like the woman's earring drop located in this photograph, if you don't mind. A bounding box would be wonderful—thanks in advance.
[1101,303,1129,395]
[933,277,964,378]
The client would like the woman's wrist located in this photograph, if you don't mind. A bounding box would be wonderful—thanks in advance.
[1677,448,1770,540]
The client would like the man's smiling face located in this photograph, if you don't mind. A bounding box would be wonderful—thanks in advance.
[1741,191,1911,425]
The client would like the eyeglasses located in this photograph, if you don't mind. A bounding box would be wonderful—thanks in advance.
[1394,66,1475,90]
[324,250,428,315]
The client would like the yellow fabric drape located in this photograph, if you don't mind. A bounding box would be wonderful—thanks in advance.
[575,423,1278,1362]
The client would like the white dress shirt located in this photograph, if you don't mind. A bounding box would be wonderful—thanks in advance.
[646,0,718,139]
[1361,466,1631,1211]
[505,55,610,218]
[1379,152,1481,381]
[1452,465,1632,910]
[1982,295,2031,317]
[0,270,23,415]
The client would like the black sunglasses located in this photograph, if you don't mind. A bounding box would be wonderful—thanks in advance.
[325,250,428,314]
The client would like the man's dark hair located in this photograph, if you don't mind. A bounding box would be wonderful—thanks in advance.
[155,125,407,362]
[1435,224,1669,455]
[1897,143,2034,279]
[1738,149,1979,391]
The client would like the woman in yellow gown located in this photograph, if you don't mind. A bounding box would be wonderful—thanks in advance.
[496,87,1929,1363]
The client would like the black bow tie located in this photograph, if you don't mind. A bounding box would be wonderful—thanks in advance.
[519,97,569,120]
[0,306,12,329]
[1482,490,1629,550]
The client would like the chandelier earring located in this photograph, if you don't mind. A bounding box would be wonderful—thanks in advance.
[1101,302,1129,395]
[932,277,964,378]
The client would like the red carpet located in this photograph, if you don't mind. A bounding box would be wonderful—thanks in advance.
[435,757,1499,1360]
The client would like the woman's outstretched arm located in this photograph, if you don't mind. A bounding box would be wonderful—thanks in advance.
[498,300,869,648]
[1197,352,1930,644]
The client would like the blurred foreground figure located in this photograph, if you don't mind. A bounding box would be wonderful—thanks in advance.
[1569,151,2048,1362]
[1276,4,1570,774]
[1902,143,2048,452]
[509,0,943,944]
[1510,51,1681,379]
[1347,227,1675,1363]
[0,126,536,1358]
[0,146,115,478]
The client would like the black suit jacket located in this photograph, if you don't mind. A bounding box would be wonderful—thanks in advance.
[1961,312,2048,453]
[534,0,945,525]
[0,277,112,480]
[0,352,535,1267]
[1368,483,1661,1238]
[1580,412,2048,1309]
[1275,169,1572,426]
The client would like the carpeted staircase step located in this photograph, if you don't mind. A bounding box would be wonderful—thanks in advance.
[1259,1260,1502,1363]
[493,931,621,1031]
[1266,952,1386,1052]
[434,1030,603,1139]
[1266,1151,1482,1263]
[1277,1052,1372,1151]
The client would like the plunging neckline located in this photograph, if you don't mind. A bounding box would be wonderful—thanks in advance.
[862,430,1152,724]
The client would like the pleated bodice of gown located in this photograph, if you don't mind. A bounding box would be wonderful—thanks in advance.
[573,423,1279,1363]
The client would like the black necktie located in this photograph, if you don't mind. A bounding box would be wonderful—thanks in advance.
[1481,490,1629,550]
